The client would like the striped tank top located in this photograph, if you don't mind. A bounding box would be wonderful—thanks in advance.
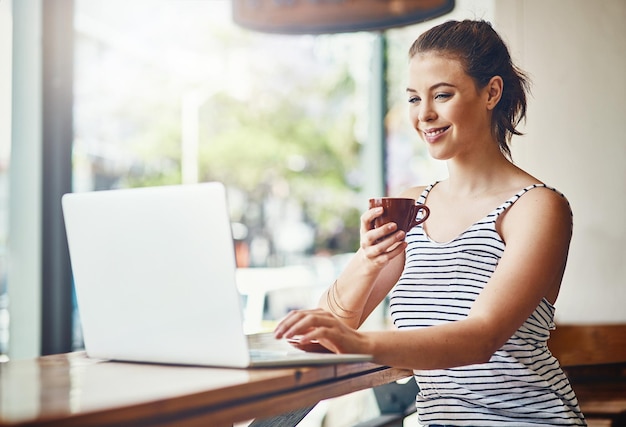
[389,183,586,426]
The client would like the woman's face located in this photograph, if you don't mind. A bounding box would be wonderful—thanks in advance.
[407,52,494,161]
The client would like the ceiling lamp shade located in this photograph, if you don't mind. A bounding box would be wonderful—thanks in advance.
[232,0,455,35]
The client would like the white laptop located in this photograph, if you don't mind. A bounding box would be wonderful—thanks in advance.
[61,182,372,368]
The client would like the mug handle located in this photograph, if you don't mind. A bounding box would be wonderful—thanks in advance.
[411,204,430,227]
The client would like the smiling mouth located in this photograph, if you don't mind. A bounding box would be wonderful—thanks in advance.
[423,126,450,137]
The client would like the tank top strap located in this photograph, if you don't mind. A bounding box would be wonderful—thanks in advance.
[417,182,438,205]
[493,183,568,218]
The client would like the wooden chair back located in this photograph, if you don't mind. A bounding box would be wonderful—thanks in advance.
[549,324,626,367]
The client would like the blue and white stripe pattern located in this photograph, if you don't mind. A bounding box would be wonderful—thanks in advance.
[390,183,586,426]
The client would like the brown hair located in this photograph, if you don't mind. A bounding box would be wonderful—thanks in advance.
[409,20,530,159]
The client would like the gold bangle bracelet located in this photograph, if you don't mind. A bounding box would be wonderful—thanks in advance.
[327,279,359,319]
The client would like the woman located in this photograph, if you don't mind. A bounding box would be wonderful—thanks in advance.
[275,20,586,426]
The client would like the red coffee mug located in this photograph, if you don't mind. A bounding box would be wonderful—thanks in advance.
[369,197,430,233]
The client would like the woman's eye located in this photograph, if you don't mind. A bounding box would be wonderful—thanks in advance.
[408,96,421,104]
[435,93,452,101]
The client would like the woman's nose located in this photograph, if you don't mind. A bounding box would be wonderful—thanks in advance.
[418,102,436,122]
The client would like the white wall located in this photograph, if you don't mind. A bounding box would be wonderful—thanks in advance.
[496,1,626,323]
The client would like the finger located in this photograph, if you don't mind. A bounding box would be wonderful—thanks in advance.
[362,238,406,270]
[363,228,405,256]
[385,239,408,257]
[302,326,360,355]
[362,222,398,247]
[275,309,331,339]
[360,207,383,233]
[300,327,340,353]
[274,310,309,338]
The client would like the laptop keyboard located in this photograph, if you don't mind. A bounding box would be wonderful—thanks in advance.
[249,349,296,361]
[247,332,313,361]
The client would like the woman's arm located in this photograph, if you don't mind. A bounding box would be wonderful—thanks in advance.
[316,207,407,329]
[275,187,421,343]
[277,187,573,370]
[318,247,406,329]
[366,187,573,369]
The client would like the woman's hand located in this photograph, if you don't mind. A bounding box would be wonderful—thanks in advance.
[274,308,371,355]
[359,207,407,271]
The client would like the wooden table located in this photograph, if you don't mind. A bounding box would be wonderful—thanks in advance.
[0,352,413,427]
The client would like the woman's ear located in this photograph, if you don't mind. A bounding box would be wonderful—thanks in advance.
[485,76,503,110]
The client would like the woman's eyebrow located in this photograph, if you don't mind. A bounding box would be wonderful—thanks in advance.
[406,82,456,94]
[431,82,456,90]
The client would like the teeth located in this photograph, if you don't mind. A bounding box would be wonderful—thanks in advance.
[424,128,446,136]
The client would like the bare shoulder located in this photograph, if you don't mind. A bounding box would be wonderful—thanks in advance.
[501,185,573,238]
[514,185,571,217]
[397,185,429,200]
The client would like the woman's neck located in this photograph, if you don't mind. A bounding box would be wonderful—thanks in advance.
[444,148,524,198]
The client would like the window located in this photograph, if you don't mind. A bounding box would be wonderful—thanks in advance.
[5,0,452,357]
[0,0,12,359]
[73,0,378,335]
